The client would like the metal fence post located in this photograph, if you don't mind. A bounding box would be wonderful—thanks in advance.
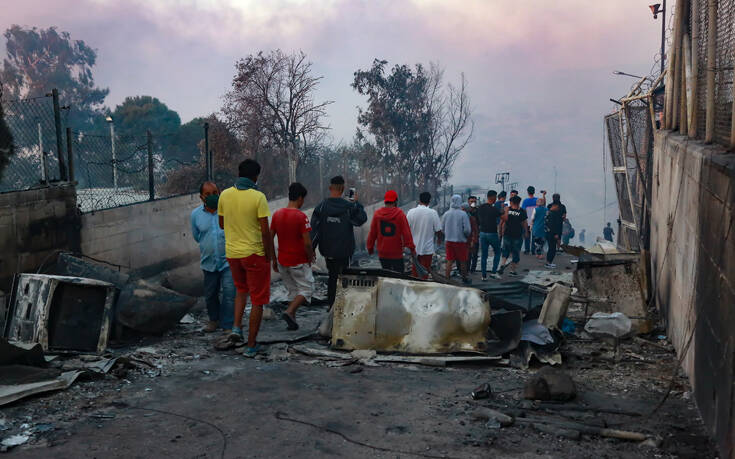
[204,122,210,180]
[51,88,68,181]
[65,127,74,182]
[147,130,154,201]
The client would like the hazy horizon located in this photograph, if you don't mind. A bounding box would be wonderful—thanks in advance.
[3,0,664,238]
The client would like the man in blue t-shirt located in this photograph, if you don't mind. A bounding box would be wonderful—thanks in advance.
[521,186,539,255]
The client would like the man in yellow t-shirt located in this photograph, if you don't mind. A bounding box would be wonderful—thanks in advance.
[218,159,274,357]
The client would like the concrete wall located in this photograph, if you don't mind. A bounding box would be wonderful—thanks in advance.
[0,184,80,293]
[79,193,289,294]
[80,194,205,279]
[651,131,735,458]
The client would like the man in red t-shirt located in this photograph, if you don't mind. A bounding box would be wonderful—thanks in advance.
[270,182,315,330]
[367,190,416,273]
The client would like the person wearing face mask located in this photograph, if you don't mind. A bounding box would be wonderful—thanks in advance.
[191,181,235,333]
[466,196,480,274]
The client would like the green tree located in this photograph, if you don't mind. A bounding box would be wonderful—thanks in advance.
[169,117,207,164]
[111,96,181,137]
[110,95,184,165]
[0,25,108,130]
[352,59,431,198]
[352,60,472,197]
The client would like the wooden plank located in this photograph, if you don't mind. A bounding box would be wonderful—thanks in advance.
[690,3,700,138]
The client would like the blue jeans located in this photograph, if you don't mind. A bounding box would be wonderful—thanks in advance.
[203,268,235,329]
[501,237,523,263]
[479,232,501,277]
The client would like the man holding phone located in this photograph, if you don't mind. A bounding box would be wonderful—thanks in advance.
[311,176,368,306]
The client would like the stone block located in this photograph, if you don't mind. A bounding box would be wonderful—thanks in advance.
[524,367,576,401]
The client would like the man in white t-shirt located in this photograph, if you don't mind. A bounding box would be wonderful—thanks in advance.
[406,192,442,279]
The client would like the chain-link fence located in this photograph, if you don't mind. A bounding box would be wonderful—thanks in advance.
[72,130,203,212]
[673,0,735,146]
[2,89,444,213]
[1,89,209,211]
[0,95,63,192]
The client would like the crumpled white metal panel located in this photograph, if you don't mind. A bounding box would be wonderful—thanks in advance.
[332,275,490,353]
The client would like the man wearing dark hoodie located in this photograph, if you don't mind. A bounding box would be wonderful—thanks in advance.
[311,176,368,306]
[367,190,416,273]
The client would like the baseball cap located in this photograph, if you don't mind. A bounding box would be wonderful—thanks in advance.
[384,190,398,203]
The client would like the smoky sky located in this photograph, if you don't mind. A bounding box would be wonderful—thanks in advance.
[3,0,663,237]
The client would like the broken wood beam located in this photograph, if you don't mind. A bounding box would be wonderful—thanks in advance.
[515,417,649,441]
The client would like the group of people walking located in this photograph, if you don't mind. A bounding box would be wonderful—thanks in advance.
[190,158,574,357]
[443,186,574,281]
[190,160,369,357]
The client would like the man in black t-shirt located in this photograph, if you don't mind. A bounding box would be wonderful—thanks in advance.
[477,190,503,280]
[547,193,567,218]
[498,195,529,276]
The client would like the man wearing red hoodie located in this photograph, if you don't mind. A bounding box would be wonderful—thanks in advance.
[367,190,416,273]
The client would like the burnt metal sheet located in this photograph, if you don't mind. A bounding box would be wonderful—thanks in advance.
[482,281,545,318]
[5,274,116,354]
[332,272,490,353]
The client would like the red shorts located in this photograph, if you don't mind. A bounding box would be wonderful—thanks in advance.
[412,254,433,279]
[445,241,468,262]
[227,255,271,306]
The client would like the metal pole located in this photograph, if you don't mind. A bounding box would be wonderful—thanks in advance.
[318,153,324,200]
[204,122,210,181]
[661,0,666,76]
[38,121,48,184]
[147,130,154,201]
[109,122,117,190]
[51,89,67,181]
[66,127,74,183]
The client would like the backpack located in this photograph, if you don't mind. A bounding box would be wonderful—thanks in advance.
[314,201,355,259]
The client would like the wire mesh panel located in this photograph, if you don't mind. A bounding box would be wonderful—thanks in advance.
[0,96,61,192]
[714,0,735,145]
[694,0,709,138]
[605,111,641,251]
[73,129,204,212]
[689,0,735,145]
[151,133,204,200]
[73,131,151,212]
[624,102,653,227]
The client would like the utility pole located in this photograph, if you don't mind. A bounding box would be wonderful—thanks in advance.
[66,127,74,183]
[51,89,68,181]
[204,122,210,181]
[318,153,324,200]
[105,115,117,191]
[37,120,48,185]
[495,172,510,192]
[147,130,154,201]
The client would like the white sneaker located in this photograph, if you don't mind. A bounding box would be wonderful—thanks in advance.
[544,263,556,269]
